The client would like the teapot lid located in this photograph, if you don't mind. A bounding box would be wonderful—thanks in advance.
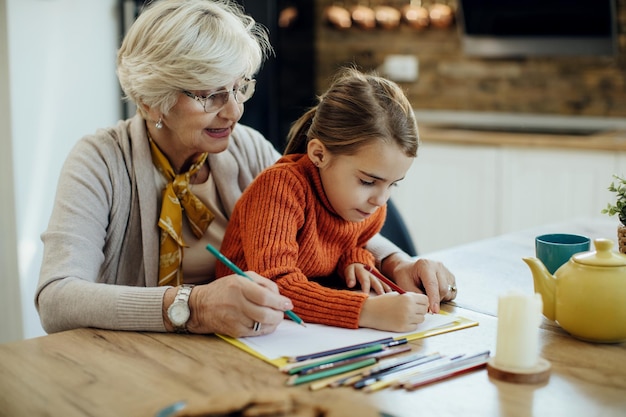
[572,238,626,267]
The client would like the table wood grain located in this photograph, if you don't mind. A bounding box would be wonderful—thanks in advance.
[1,218,625,417]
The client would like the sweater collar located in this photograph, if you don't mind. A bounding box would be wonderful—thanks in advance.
[279,153,340,217]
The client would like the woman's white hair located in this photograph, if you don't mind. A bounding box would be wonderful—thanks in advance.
[117,0,272,118]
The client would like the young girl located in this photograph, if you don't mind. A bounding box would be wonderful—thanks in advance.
[216,67,430,332]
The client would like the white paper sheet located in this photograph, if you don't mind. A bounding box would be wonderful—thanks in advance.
[238,313,457,360]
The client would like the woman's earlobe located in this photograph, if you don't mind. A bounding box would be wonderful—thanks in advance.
[139,102,152,115]
[141,102,160,121]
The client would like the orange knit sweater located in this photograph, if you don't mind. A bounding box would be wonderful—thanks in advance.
[216,153,387,329]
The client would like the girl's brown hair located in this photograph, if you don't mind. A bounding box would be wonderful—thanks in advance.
[284,67,419,157]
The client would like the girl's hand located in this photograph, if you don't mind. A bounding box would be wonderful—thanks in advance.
[344,263,392,294]
[358,292,429,332]
[381,254,457,314]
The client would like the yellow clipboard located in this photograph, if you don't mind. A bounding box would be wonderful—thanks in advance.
[217,312,478,368]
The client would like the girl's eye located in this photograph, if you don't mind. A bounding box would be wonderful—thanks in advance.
[360,179,375,186]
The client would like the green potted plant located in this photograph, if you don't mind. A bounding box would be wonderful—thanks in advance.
[602,174,626,253]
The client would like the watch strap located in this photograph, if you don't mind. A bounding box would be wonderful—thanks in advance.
[169,284,194,333]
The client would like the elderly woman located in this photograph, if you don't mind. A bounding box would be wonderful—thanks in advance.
[36,0,456,338]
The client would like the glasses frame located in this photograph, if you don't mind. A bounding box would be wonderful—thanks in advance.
[182,79,256,113]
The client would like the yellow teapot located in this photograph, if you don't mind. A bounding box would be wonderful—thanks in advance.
[523,238,626,343]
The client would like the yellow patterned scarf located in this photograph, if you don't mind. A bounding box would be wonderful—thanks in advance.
[149,138,214,286]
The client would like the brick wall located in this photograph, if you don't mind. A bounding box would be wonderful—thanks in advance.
[314,0,626,117]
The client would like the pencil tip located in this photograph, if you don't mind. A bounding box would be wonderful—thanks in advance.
[300,322,307,328]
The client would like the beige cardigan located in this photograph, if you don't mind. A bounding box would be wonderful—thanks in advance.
[36,115,401,333]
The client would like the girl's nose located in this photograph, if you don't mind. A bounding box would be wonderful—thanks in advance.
[369,190,390,207]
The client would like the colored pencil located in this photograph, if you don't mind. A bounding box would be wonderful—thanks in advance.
[288,337,396,362]
[405,361,488,390]
[325,346,414,388]
[286,357,377,386]
[353,352,442,389]
[280,350,360,373]
[364,265,406,294]
[362,354,467,392]
[278,345,411,374]
[280,344,395,373]
[389,354,467,388]
[205,243,306,327]
[364,351,431,376]
[310,364,379,391]
[296,345,412,376]
[329,372,370,388]
[286,344,384,375]
[401,351,490,390]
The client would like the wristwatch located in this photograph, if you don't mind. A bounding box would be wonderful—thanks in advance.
[167,284,194,333]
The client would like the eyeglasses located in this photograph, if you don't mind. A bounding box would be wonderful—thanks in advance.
[182,79,256,113]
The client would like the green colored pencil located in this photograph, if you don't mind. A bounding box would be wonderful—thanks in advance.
[286,358,377,386]
[286,344,384,375]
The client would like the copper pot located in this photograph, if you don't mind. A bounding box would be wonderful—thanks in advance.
[428,1,454,29]
[325,4,352,29]
[374,6,402,30]
[402,1,430,30]
[278,6,298,29]
[351,4,376,30]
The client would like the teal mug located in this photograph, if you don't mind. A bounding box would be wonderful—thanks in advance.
[535,234,591,274]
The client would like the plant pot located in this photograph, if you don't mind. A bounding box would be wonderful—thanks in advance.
[618,224,626,254]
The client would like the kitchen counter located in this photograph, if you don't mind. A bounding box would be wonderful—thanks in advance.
[414,110,626,151]
[419,125,626,151]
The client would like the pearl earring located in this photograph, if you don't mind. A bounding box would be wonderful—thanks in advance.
[155,117,163,129]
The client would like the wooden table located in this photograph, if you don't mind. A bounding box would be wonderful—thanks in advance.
[1,218,625,417]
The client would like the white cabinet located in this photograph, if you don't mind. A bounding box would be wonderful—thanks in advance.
[616,154,626,177]
[500,147,617,233]
[393,142,499,254]
[393,142,622,255]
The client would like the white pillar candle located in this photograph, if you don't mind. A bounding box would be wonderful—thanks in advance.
[494,292,543,369]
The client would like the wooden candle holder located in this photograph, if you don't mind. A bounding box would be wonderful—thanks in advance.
[487,357,551,384]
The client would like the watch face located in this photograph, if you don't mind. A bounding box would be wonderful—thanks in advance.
[168,302,190,327]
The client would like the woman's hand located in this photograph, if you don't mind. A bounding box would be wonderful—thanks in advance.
[165,272,294,338]
[359,292,429,332]
[381,253,457,314]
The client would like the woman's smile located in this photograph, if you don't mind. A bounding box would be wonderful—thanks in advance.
[204,126,232,139]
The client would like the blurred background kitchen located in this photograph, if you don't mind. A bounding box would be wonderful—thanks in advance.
[2,0,625,342]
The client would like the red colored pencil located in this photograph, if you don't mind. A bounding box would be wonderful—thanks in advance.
[364,265,406,294]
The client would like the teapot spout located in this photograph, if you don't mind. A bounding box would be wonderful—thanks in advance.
[522,257,557,321]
